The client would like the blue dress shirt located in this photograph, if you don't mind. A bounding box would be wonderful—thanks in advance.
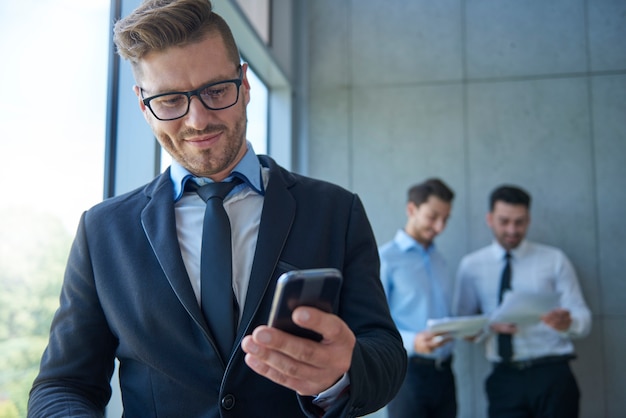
[170,141,265,202]
[379,229,454,359]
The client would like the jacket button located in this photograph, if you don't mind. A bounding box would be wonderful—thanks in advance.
[221,394,235,410]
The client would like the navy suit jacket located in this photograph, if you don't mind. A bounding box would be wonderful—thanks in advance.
[28,155,406,418]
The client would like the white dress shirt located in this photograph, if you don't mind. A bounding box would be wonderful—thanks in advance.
[454,240,591,362]
[175,171,266,311]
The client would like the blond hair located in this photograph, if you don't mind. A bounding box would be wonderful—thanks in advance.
[113,0,240,66]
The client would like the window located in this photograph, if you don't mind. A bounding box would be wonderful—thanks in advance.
[0,1,110,416]
[244,64,270,155]
[234,0,271,45]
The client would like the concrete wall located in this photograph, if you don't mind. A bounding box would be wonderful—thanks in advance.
[302,1,626,417]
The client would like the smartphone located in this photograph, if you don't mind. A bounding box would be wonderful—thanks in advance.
[267,268,343,341]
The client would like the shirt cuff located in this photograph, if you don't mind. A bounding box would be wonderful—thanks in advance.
[564,316,582,337]
[312,373,351,411]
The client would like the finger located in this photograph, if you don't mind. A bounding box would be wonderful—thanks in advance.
[291,307,344,343]
[247,325,325,367]
[431,335,446,346]
[246,320,353,375]
[242,333,331,396]
[242,311,355,394]
[242,330,323,379]
[244,352,322,396]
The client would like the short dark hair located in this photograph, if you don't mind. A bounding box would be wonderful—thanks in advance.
[489,185,531,211]
[407,178,454,206]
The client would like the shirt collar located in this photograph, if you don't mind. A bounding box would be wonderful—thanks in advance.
[170,141,265,202]
[393,229,435,254]
[490,239,528,259]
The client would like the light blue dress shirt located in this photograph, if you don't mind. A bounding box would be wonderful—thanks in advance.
[171,141,265,202]
[379,229,454,359]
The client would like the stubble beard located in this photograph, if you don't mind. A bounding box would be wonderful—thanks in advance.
[500,233,522,250]
[157,111,247,178]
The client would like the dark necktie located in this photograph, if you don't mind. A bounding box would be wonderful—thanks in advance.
[498,252,513,361]
[192,179,241,362]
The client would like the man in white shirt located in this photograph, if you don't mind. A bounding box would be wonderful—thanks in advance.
[454,185,591,418]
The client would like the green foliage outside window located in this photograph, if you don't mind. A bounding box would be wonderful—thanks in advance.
[0,208,72,418]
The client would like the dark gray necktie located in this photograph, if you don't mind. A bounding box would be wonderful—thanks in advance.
[192,179,241,362]
[498,252,513,361]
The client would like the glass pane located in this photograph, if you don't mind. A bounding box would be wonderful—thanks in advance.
[0,0,110,416]
[246,65,269,155]
[234,0,271,44]
[160,64,269,171]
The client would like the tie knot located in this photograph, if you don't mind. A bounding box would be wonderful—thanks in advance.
[190,179,241,203]
[505,252,511,260]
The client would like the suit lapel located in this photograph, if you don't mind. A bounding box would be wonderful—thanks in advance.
[140,173,208,335]
[238,161,296,333]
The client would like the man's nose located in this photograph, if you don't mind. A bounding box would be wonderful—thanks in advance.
[185,96,214,128]
[505,224,518,235]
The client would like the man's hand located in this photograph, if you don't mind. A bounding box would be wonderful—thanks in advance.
[413,331,451,354]
[541,308,572,332]
[241,306,356,396]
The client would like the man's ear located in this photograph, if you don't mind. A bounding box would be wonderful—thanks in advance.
[406,202,416,217]
[486,212,493,228]
[133,85,146,111]
[240,62,251,106]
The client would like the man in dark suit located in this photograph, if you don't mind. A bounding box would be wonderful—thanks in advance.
[27,0,406,417]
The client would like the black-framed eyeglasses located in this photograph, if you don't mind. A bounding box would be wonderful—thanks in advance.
[141,66,243,121]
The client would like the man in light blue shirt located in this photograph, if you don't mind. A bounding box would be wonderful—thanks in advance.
[380,178,457,418]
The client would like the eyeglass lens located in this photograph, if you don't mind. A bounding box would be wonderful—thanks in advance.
[149,80,240,120]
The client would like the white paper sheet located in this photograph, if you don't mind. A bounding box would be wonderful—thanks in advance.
[489,290,560,325]
[426,315,489,338]
[426,291,561,338]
